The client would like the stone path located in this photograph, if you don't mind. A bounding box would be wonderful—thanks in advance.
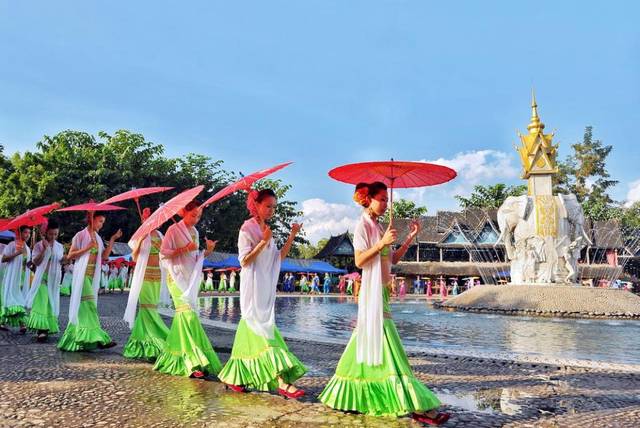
[1,292,640,427]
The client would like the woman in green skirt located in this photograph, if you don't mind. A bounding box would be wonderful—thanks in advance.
[153,200,221,379]
[26,220,64,342]
[122,207,170,360]
[60,263,73,296]
[218,189,306,398]
[227,270,237,293]
[217,271,227,292]
[318,182,449,425]
[1,225,32,331]
[57,212,121,352]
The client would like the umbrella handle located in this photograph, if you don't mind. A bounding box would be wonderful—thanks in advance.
[389,178,395,226]
[134,198,143,221]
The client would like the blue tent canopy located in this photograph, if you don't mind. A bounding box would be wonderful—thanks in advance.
[203,256,240,270]
[203,254,346,274]
[0,230,15,241]
[108,253,133,262]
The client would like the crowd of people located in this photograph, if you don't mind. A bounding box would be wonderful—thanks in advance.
[0,181,450,425]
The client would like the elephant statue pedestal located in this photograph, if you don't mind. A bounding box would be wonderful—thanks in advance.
[496,194,590,286]
[440,284,640,320]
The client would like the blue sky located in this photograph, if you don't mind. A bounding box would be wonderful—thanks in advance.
[1,1,639,241]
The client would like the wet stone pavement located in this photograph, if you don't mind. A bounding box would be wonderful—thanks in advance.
[1,293,640,427]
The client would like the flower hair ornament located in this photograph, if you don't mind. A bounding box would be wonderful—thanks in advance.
[353,186,371,207]
[246,189,259,218]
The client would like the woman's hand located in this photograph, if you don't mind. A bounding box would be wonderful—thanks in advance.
[262,224,273,242]
[291,223,302,236]
[380,225,397,247]
[205,239,217,253]
[407,219,421,240]
[110,229,123,242]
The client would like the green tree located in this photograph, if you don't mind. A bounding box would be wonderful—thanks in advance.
[0,144,12,179]
[254,178,308,253]
[381,198,427,223]
[617,202,640,229]
[297,238,329,259]
[0,130,186,240]
[455,183,527,209]
[555,126,618,221]
[0,130,307,255]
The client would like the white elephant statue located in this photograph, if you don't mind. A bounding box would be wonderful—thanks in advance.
[496,194,590,284]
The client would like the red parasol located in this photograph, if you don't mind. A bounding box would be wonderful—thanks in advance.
[0,218,14,232]
[343,272,362,280]
[2,214,48,232]
[58,202,125,212]
[328,160,456,223]
[58,201,126,233]
[130,185,204,243]
[203,162,292,207]
[3,202,61,232]
[101,186,174,219]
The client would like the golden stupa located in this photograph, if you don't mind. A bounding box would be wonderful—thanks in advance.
[516,91,558,180]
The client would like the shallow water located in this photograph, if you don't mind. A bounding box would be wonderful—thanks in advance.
[197,295,640,365]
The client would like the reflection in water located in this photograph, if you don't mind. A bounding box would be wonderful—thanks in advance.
[433,389,500,414]
[500,388,532,415]
[198,296,640,365]
[504,320,577,360]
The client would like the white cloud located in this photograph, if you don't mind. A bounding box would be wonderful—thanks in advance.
[300,198,360,244]
[396,150,520,209]
[300,151,521,243]
[625,179,640,207]
[428,149,519,183]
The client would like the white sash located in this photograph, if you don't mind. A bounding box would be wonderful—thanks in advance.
[354,212,384,366]
[238,218,281,339]
[160,220,204,310]
[1,241,31,309]
[124,231,165,329]
[68,228,104,325]
[26,240,63,316]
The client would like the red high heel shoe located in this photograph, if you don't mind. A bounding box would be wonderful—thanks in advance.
[190,370,206,379]
[412,412,451,426]
[224,383,247,393]
[277,385,304,399]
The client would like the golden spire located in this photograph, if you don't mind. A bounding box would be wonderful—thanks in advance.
[516,91,558,179]
[527,89,545,134]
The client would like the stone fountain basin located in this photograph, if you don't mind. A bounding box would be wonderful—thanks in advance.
[439,284,640,319]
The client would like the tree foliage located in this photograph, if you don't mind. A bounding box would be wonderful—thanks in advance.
[555,126,618,221]
[455,183,527,209]
[381,198,427,223]
[296,238,329,259]
[0,130,306,252]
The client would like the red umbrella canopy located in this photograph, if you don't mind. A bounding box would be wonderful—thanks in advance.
[3,202,61,231]
[203,162,292,207]
[101,187,174,205]
[3,214,48,232]
[58,202,125,212]
[328,160,456,188]
[130,185,204,243]
[0,218,13,232]
[329,160,456,223]
[101,186,174,219]
[343,272,361,280]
